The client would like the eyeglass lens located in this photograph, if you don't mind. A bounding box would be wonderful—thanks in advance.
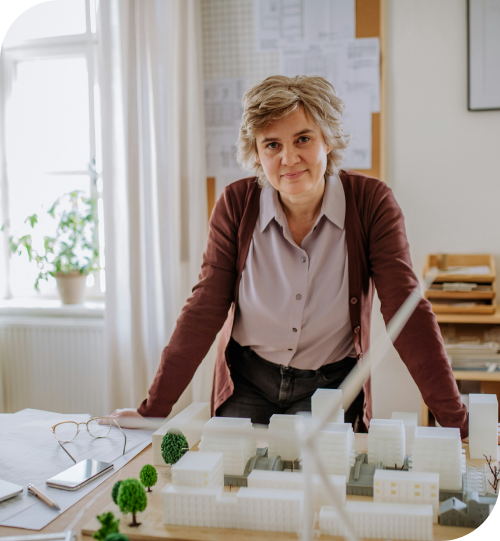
[87,418,112,438]
[54,421,78,442]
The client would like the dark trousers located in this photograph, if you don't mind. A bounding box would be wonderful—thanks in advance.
[216,338,366,432]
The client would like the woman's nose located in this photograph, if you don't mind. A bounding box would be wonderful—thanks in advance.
[281,145,300,166]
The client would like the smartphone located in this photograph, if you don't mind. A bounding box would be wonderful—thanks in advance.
[46,459,114,491]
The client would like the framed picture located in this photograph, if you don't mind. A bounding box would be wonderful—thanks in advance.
[467,0,500,111]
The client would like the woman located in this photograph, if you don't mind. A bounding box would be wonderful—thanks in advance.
[108,75,468,437]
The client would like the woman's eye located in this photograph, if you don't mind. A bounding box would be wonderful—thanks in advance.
[266,142,279,149]
[298,136,310,143]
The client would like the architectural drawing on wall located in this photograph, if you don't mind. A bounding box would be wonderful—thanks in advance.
[204,78,248,197]
[280,38,380,113]
[255,0,355,52]
[341,92,372,170]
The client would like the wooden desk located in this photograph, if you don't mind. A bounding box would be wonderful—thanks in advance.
[1,435,491,541]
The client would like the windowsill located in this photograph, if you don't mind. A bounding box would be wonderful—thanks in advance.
[0,297,105,319]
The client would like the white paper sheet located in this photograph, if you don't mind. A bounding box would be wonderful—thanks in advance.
[255,0,355,52]
[254,0,304,52]
[341,92,372,170]
[0,409,153,530]
[205,78,249,198]
[280,38,381,113]
[304,0,355,44]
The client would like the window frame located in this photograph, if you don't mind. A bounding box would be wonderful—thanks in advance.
[0,0,104,301]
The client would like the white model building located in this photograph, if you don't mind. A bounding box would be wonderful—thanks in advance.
[368,419,405,468]
[162,485,303,533]
[198,417,256,476]
[392,411,418,456]
[247,470,346,512]
[374,469,440,522]
[410,426,465,490]
[315,422,357,477]
[319,501,434,541]
[171,451,224,487]
[162,484,237,529]
[152,402,210,466]
[311,388,344,423]
[267,414,302,461]
[468,394,498,460]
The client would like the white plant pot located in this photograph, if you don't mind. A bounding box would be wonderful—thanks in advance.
[54,272,88,305]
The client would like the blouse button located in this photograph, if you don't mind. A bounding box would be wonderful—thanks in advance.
[353,326,361,334]
[350,297,358,305]
[292,328,298,332]
[296,294,302,300]
[301,257,306,263]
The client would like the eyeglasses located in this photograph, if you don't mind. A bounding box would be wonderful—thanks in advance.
[50,417,127,464]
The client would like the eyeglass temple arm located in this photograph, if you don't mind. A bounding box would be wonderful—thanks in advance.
[58,440,77,464]
[111,419,127,456]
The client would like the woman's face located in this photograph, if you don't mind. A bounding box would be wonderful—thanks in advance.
[255,106,332,196]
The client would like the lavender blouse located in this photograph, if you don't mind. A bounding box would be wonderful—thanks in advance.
[231,174,356,369]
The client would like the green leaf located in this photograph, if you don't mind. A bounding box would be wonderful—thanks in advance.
[24,214,38,228]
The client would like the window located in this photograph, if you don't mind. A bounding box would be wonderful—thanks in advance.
[0,0,104,300]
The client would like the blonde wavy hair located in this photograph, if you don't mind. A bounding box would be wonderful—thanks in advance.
[237,75,349,188]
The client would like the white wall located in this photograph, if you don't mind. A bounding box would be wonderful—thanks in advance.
[371,0,500,422]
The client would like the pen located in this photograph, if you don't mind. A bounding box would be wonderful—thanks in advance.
[27,483,61,511]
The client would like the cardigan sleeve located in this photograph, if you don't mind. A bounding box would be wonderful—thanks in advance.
[367,182,468,438]
[137,188,239,419]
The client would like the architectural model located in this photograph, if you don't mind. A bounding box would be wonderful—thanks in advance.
[468,394,498,460]
[247,470,346,512]
[267,414,304,462]
[198,417,256,476]
[374,469,439,522]
[171,451,224,487]
[410,426,465,491]
[311,388,344,423]
[368,419,405,468]
[440,491,497,528]
[152,402,210,466]
[346,452,382,496]
[315,422,357,477]
[392,411,418,456]
[319,501,434,540]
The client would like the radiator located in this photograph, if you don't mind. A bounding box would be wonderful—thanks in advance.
[0,316,106,415]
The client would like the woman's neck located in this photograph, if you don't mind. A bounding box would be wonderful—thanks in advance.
[278,177,326,224]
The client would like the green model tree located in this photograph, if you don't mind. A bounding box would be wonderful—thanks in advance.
[117,478,147,527]
[161,428,189,465]
[104,534,129,541]
[92,512,120,541]
[111,480,122,505]
[139,464,158,492]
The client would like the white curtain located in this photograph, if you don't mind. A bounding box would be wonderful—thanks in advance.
[97,0,214,416]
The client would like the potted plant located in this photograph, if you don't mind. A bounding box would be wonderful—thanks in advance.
[4,190,99,304]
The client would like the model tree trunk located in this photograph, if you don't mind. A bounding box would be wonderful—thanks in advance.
[130,513,141,527]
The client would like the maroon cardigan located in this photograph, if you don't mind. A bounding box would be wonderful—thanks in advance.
[138,170,468,438]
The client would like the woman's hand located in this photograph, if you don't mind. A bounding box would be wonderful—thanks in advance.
[99,408,149,429]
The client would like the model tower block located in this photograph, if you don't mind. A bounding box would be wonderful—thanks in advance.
[468,394,498,460]
[267,414,302,462]
[152,402,210,466]
[319,501,433,541]
[374,470,440,522]
[368,419,405,468]
[392,411,418,456]
[171,451,224,487]
[311,388,344,423]
[236,488,303,534]
[247,470,346,512]
[410,427,465,491]
[315,423,356,478]
[198,417,256,476]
